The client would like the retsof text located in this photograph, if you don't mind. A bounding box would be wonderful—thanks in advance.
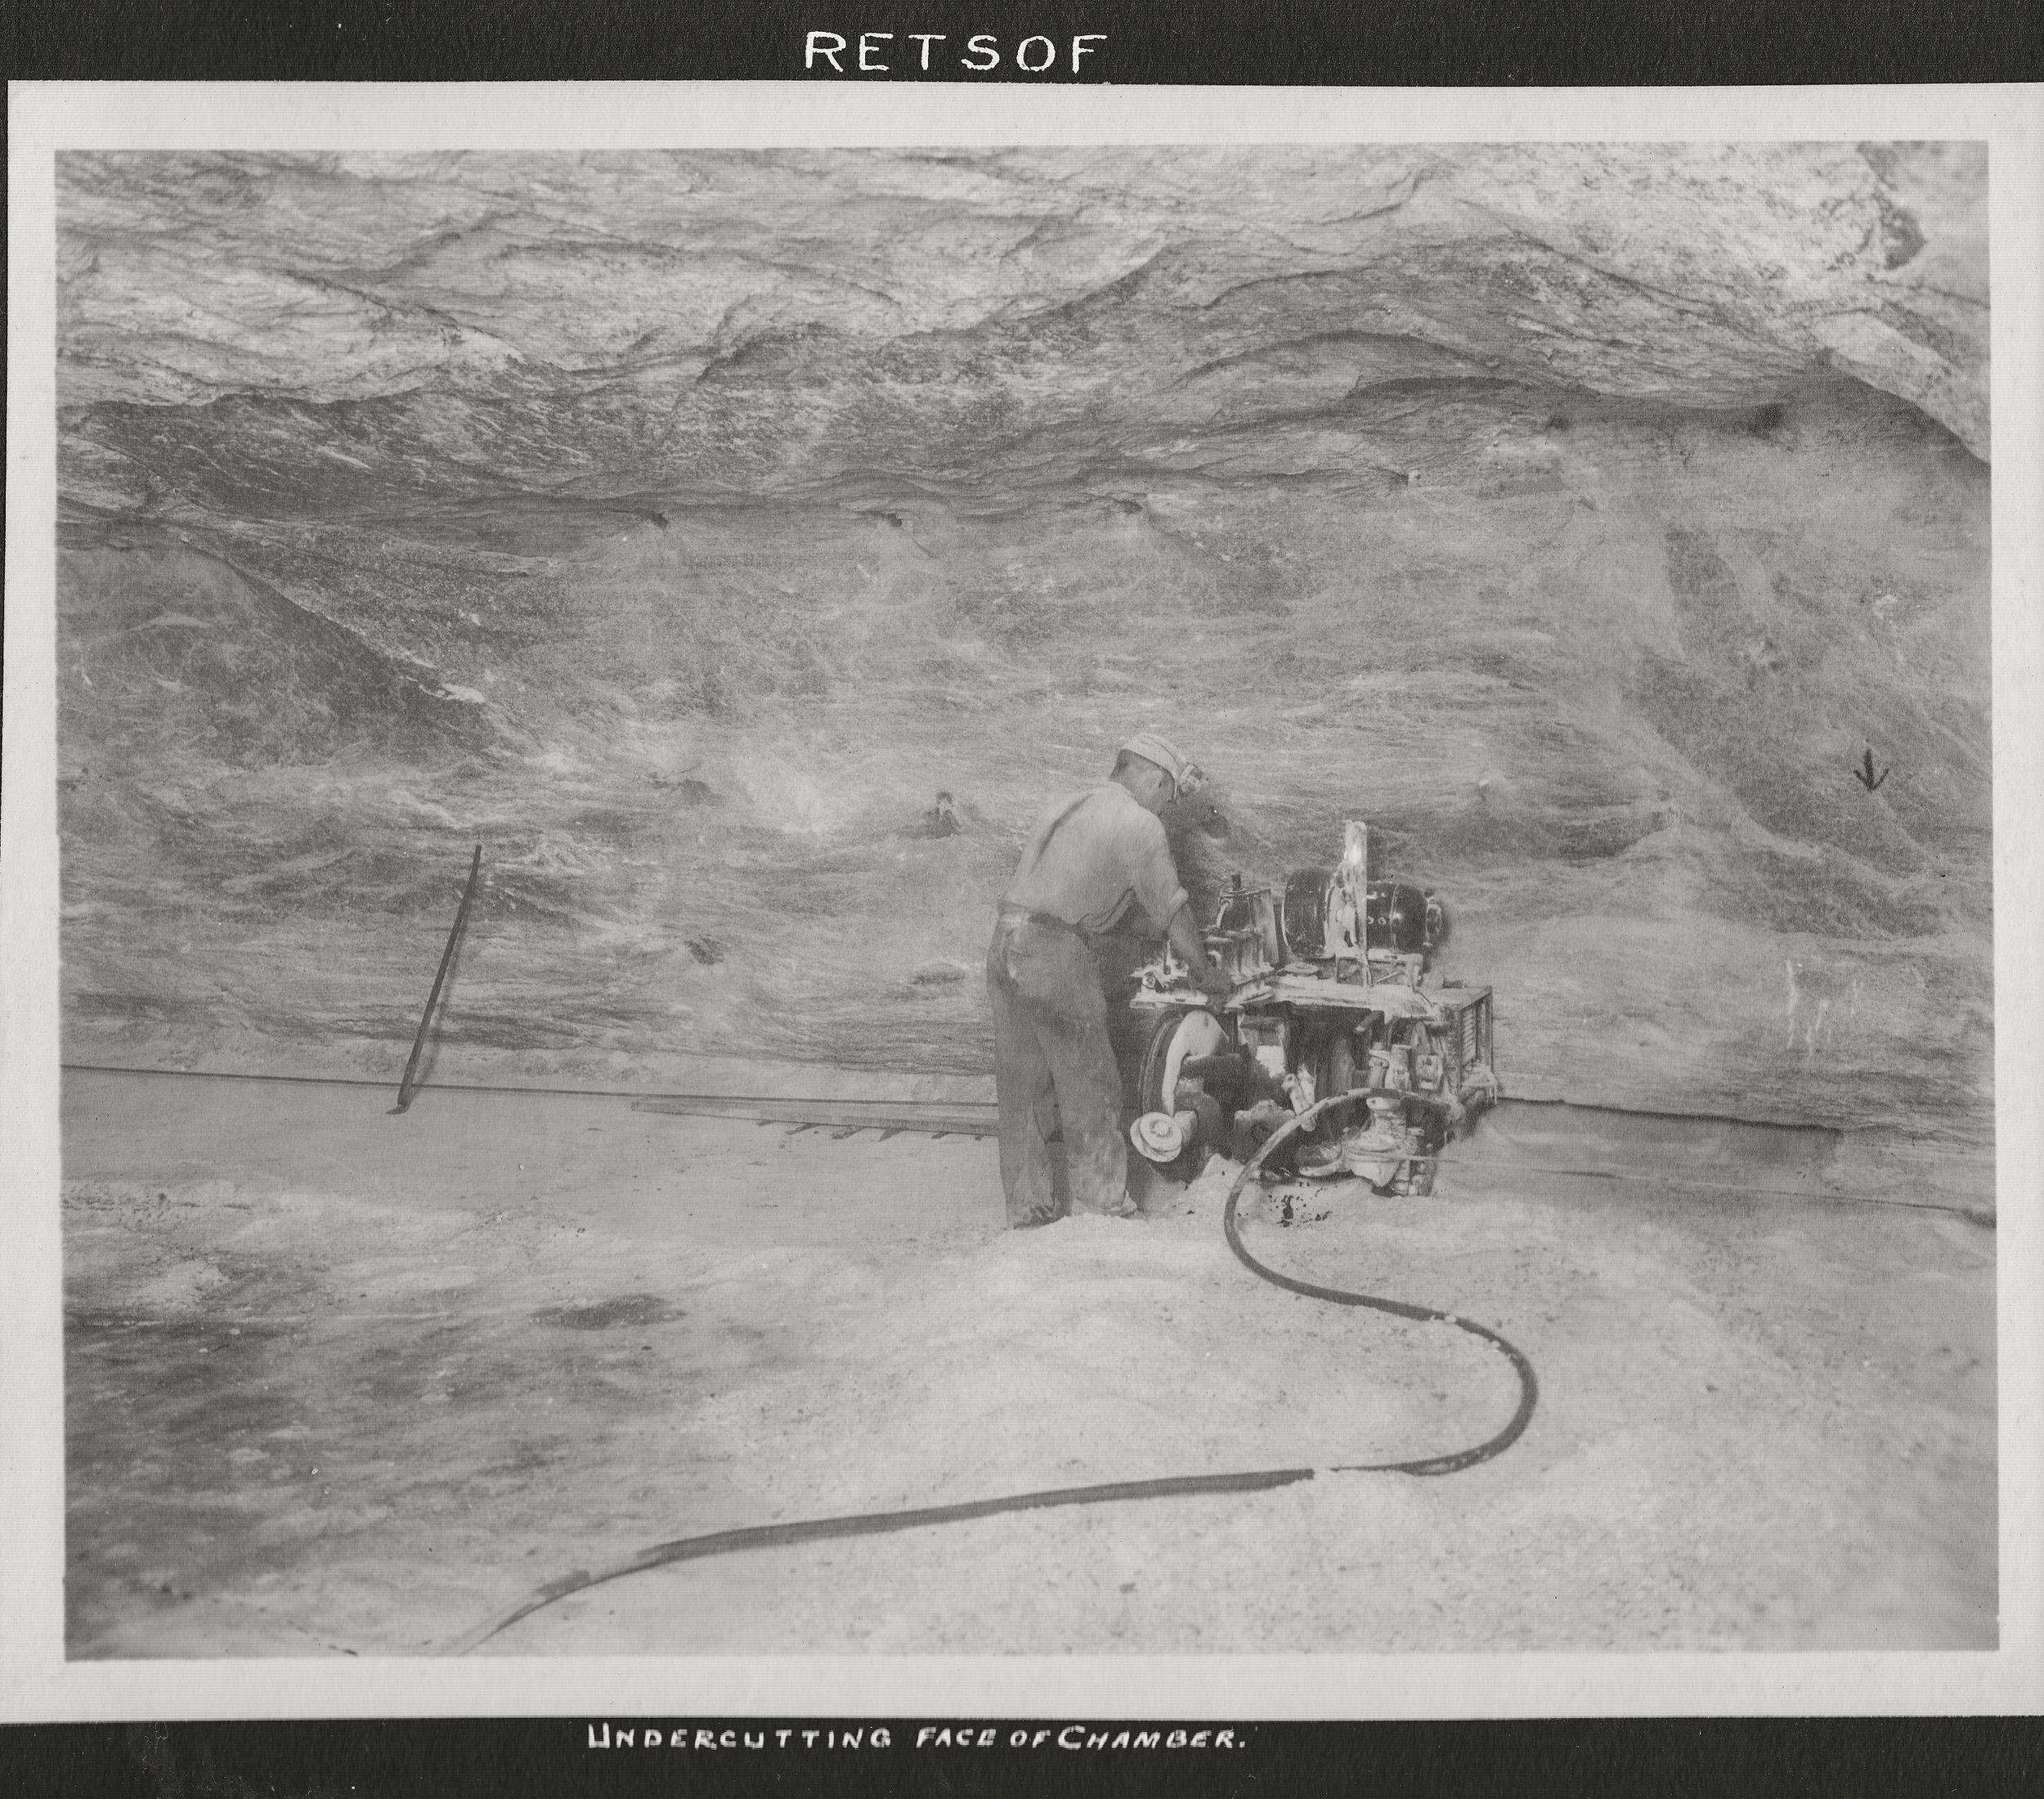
[805,32,1106,74]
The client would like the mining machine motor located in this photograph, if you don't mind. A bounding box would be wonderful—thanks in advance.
[1127,821,1496,1196]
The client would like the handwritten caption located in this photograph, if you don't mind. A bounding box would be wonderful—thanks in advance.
[586,1721,1244,1752]
[805,32,1106,74]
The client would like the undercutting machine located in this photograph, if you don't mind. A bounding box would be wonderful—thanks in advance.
[1126,821,1496,1196]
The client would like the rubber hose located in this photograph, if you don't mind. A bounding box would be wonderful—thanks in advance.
[1218,1092,1540,1477]
[446,1092,1538,1654]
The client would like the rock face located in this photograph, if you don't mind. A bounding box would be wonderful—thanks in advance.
[54,148,1992,1144]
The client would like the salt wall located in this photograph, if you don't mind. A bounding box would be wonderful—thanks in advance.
[55,148,1991,1140]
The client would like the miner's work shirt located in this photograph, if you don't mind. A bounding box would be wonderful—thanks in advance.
[1001,783,1190,937]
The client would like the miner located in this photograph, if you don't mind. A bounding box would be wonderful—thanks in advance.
[987,733,1228,1227]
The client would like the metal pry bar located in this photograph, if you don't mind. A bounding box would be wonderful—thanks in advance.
[392,843,483,1115]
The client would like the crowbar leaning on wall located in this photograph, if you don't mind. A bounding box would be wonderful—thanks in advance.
[392,843,483,1115]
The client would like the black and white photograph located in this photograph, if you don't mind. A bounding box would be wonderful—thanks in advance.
[4,83,2040,1717]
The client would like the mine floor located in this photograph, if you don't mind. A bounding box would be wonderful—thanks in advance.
[61,1070,1996,1657]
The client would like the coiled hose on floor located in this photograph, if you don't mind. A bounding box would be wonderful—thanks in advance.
[446,1094,1538,1653]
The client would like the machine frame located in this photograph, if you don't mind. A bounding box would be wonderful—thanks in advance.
[1126,821,1497,1195]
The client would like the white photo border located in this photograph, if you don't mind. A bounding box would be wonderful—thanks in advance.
[5,79,2040,1721]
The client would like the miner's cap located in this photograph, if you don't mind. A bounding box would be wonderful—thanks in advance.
[1118,731,1198,794]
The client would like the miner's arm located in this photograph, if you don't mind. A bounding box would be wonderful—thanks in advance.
[1130,811,1226,1000]
[1166,900,1229,1002]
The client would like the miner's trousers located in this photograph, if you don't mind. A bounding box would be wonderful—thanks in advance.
[985,910,1134,1227]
